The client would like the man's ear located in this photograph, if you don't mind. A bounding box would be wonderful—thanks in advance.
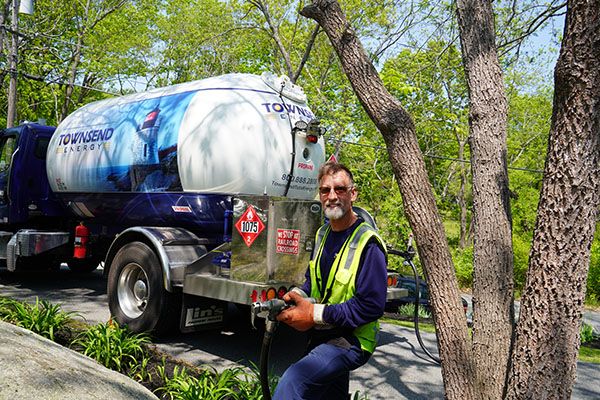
[350,187,358,202]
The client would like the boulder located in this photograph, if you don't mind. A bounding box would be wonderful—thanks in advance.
[0,320,158,400]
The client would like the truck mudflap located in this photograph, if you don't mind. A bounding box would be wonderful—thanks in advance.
[180,293,228,333]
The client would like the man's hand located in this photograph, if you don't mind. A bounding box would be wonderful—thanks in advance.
[276,291,315,332]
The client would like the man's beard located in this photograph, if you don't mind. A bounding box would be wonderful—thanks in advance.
[324,202,345,220]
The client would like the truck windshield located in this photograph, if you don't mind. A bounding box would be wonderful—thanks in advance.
[0,136,16,172]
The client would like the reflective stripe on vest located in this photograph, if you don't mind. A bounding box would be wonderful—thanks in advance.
[309,222,387,353]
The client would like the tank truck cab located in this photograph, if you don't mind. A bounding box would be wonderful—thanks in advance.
[0,123,63,226]
[0,123,78,271]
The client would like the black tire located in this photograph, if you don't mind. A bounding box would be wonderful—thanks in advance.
[67,257,100,273]
[107,242,179,335]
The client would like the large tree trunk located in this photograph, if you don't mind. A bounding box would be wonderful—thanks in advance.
[301,2,477,399]
[506,2,600,398]
[455,1,515,398]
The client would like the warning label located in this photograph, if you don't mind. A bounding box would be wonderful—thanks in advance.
[276,229,300,255]
[235,205,265,247]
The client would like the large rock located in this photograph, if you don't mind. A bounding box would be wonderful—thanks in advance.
[0,320,158,400]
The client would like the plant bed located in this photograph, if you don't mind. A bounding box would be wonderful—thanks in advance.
[0,296,269,399]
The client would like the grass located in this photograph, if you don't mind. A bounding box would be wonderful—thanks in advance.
[381,315,437,333]
[579,346,600,363]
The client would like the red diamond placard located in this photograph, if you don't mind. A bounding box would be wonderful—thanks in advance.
[234,205,265,247]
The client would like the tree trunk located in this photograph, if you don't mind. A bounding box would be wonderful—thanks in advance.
[6,0,19,128]
[301,2,477,399]
[59,33,83,122]
[455,134,468,249]
[506,1,600,398]
[0,0,10,60]
[455,1,515,398]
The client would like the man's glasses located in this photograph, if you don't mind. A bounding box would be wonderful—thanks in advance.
[318,186,353,196]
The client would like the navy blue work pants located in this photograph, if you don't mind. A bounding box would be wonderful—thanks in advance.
[272,340,370,400]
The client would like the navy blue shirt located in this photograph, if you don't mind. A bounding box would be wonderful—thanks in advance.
[301,219,388,329]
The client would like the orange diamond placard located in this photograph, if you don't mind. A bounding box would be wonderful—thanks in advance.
[234,205,265,247]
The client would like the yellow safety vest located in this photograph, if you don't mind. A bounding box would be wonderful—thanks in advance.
[309,221,387,353]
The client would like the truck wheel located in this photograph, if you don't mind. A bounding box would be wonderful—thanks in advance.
[107,242,178,335]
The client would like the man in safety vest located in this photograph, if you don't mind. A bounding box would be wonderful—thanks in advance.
[274,161,388,399]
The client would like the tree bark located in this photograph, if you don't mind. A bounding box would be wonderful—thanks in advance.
[6,0,19,128]
[301,2,477,399]
[454,129,469,249]
[506,1,600,398]
[455,1,515,398]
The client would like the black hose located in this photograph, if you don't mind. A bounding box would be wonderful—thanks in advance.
[260,321,277,400]
[388,246,440,364]
[406,259,441,364]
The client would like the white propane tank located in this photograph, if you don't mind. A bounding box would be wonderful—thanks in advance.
[46,73,325,200]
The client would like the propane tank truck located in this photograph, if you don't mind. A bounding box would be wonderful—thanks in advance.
[0,72,403,334]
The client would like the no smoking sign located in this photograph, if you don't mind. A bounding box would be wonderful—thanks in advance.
[234,205,265,247]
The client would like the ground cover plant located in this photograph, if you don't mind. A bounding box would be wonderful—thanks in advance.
[0,297,75,341]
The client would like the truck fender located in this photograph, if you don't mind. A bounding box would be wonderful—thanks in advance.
[104,227,208,292]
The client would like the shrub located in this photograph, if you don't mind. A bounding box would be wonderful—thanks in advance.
[451,246,473,288]
[398,303,432,319]
[0,297,75,341]
[72,320,150,373]
[156,364,265,400]
[581,322,598,345]
[587,230,600,305]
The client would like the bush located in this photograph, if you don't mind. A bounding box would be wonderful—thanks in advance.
[72,320,150,373]
[512,234,531,295]
[587,229,600,305]
[0,297,75,341]
[581,322,598,345]
[398,303,432,319]
[156,364,265,400]
[451,246,473,288]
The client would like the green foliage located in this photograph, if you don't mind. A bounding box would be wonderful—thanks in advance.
[351,390,370,400]
[580,322,598,345]
[578,346,600,364]
[512,234,531,295]
[398,303,432,320]
[587,226,600,305]
[156,363,265,400]
[72,320,150,373]
[381,316,438,334]
[451,246,474,289]
[0,297,75,341]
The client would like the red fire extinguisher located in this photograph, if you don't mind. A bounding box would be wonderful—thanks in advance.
[74,222,89,259]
